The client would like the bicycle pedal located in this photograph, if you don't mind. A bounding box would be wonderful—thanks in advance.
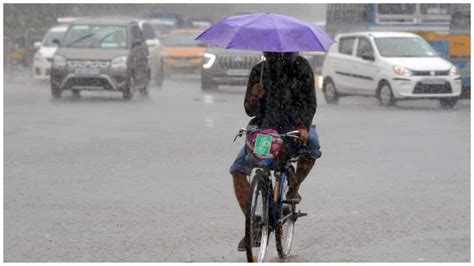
[296,211,308,218]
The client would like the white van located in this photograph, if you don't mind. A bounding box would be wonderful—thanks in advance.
[321,32,462,108]
[32,25,68,80]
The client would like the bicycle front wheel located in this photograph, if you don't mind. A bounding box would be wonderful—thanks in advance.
[275,173,296,259]
[245,173,270,262]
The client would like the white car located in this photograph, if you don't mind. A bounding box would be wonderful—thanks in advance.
[32,25,68,80]
[322,31,462,108]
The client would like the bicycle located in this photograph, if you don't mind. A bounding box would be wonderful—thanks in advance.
[234,126,307,262]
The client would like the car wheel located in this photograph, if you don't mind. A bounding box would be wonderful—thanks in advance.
[71,89,81,99]
[377,81,396,107]
[123,75,134,100]
[201,77,218,92]
[139,87,149,97]
[51,83,62,99]
[322,78,339,104]
[439,97,458,109]
[139,82,149,97]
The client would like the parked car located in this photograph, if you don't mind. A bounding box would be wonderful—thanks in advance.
[322,31,462,108]
[32,25,68,80]
[201,46,262,91]
[50,18,150,100]
[161,28,205,76]
[139,20,164,86]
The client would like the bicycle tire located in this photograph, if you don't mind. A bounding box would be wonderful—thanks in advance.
[275,170,296,259]
[245,173,270,262]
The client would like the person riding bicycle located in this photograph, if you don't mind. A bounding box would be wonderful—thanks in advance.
[230,51,322,251]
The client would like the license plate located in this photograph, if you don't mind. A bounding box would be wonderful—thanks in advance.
[254,134,272,156]
[422,78,446,85]
[227,69,249,76]
[75,68,100,76]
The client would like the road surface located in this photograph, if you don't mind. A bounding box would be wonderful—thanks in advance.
[4,72,470,262]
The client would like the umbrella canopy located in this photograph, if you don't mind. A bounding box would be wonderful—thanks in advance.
[195,13,335,52]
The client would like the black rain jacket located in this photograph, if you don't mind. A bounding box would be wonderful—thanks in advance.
[244,55,317,133]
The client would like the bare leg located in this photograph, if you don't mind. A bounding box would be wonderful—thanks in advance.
[233,172,250,251]
[287,156,316,203]
[232,172,250,216]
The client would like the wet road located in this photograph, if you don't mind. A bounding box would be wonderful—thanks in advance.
[4,73,470,262]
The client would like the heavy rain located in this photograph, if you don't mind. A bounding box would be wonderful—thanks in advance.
[3,3,471,262]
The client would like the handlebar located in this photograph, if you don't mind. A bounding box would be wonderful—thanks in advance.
[233,127,300,142]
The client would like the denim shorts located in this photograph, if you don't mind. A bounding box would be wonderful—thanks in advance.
[229,124,321,176]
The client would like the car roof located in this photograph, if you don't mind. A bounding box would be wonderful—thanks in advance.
[49,25,69,32]
[71,18,137,26]
[337,31,419,39]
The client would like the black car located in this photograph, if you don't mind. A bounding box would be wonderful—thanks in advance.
[201,46,262,91]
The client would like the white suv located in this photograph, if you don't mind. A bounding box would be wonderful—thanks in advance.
[321,32,462,108]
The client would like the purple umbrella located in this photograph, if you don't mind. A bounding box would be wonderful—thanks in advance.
[195,13,334,52]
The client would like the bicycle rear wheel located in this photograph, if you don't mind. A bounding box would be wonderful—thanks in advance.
[245,173,270,262]
[275,172,296,259]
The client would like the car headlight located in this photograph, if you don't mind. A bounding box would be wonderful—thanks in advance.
[52,54,66,68]
[449,65,460,77]
[393,65,413,77]
[203,53,216,69]
[316,75,324,89]
[111,56,127,68]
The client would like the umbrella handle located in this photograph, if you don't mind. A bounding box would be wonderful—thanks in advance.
[259,61,264,86]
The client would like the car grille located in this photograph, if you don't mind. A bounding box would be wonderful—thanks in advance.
[412,71,431,76]
[412,70,450,76]
[65,77,112,89]
[435,70,450,76]
[413,82,452,94]
[67,60,110,68]
[217,55,261,69]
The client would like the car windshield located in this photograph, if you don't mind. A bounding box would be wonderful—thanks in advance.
[43,30,65,47]
[374,37,438,57]
[62,24,128,49]
[163,32,200,47]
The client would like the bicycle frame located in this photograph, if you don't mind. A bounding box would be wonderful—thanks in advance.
[254,165,294,232]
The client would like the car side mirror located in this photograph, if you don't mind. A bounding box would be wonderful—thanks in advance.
[52,38,60,46]
[362,52,375,61]
[33,41,42,49]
